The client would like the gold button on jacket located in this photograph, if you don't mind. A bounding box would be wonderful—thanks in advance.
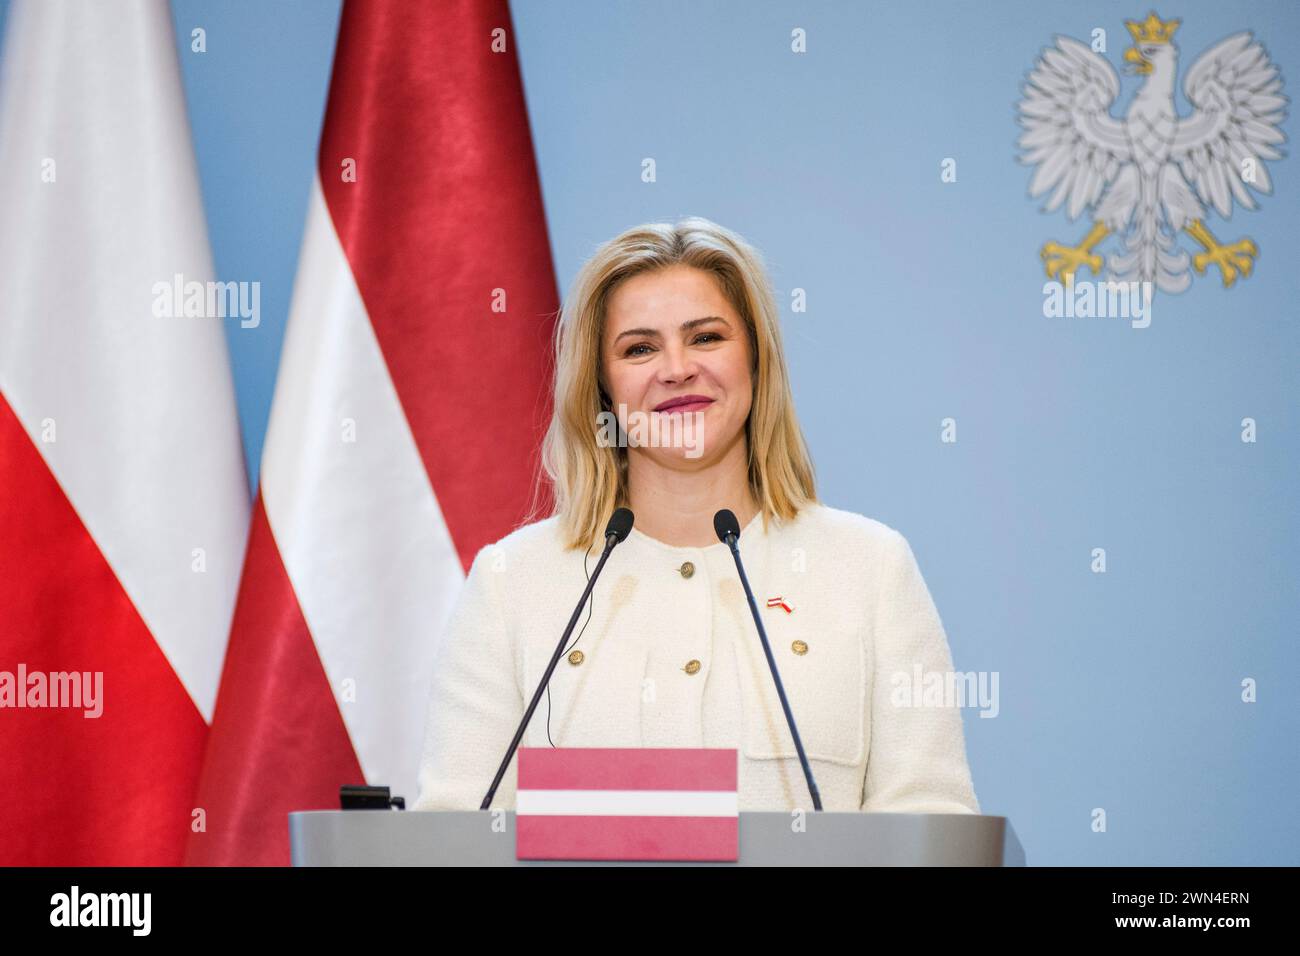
[678,561,695,579]
[683,659,701,675]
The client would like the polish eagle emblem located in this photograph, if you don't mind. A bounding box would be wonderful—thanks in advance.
[1017,12,1288,292]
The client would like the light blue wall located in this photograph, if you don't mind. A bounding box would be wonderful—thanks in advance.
[1,0,1295,865]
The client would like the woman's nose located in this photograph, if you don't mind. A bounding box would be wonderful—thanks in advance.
[658,344,698,384]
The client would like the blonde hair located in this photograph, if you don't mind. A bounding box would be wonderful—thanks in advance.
[527,216,817,551]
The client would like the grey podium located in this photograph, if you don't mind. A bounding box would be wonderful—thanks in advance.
[289,810,1025,866]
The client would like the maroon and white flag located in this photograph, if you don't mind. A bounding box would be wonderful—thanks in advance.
[185,0,558,865]
[517,748,740,862]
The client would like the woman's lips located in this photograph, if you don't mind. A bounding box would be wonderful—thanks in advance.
[655,399,713,413]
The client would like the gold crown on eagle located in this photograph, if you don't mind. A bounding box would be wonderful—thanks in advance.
[1125,11,1181,45]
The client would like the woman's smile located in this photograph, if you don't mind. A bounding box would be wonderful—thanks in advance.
[653,395,715,414]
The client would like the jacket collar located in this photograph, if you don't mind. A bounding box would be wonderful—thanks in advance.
[624,509,766,556]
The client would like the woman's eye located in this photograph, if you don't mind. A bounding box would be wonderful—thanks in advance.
[624,333,719,357]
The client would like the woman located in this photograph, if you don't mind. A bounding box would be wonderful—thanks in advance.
[413,217,980,814]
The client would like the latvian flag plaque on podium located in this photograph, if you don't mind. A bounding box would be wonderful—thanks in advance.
[516,748,739,862]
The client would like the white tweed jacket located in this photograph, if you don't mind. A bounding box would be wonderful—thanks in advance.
[412,502,980,815]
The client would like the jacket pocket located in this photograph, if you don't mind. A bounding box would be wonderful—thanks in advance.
[733,620,867,767]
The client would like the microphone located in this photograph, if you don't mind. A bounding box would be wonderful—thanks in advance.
[480,507,635,809]
[715,508,823,811]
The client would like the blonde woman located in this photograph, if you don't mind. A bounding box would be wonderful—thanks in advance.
[413,217,980,815]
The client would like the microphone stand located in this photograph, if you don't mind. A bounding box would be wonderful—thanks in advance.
[479,512,631,809]
[719,514,823,811]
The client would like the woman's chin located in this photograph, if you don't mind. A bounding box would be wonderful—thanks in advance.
[630,443,712,468]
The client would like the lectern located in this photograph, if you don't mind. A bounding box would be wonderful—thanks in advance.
[289,810,1025,866]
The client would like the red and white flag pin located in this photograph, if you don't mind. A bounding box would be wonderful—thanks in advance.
[765,596,795,613]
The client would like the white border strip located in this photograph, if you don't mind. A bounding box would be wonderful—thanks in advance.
[517,789,739,817]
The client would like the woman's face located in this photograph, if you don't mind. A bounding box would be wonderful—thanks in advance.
[600,264,753,467]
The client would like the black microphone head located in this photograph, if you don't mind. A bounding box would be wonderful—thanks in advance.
[714,509,740,543]
[605,507,634,543]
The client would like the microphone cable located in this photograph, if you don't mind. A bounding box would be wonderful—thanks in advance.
[545,534,596,747]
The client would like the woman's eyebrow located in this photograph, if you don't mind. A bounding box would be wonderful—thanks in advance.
[613,315,727,344]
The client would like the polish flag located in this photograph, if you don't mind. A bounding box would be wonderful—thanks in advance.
[0,1,249,865]
[516,749,740,861]
[185,0,558,865]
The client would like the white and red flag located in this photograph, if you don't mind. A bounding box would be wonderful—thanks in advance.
[185,0,558,865]
[0,0,249,864]
[516,749,740,862]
